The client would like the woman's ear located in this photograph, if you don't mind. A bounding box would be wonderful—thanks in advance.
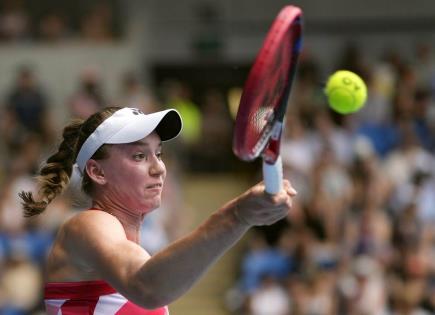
[85,160,106,185]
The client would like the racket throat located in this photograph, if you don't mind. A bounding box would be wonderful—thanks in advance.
[263,121,282,164]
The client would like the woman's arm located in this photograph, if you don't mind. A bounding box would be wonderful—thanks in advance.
[63,180,296,308]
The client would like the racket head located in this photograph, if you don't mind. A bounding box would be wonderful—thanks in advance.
[233,6,303,163]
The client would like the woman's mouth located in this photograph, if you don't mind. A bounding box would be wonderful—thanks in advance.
[146,183,163,190]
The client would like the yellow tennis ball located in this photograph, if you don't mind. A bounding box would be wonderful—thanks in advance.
[325,70,367,114]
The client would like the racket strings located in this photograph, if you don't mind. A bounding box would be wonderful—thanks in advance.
[252,120,274,158]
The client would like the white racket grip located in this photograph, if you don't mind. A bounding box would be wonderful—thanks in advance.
[263,156,283,194]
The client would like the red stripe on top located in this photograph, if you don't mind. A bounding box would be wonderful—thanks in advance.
[45,280,117,299]
[61,297,100,315]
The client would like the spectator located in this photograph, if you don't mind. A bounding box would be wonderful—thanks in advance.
[195,89,233,172]
[38,10,69,42]
[338,255,388,315]
[162,80,202,170]
[80,1,115,42]
[163,80,202,146]
[4,66,53,146]
[69,66,105,119]
[248,276,290,315]
[117,72,159,114]
[0,0,29,41]
[239,230,293,295]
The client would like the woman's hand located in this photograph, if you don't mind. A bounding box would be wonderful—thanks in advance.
[233,180,297,227]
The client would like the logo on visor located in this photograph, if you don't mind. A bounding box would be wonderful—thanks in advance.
[131,108,144,115]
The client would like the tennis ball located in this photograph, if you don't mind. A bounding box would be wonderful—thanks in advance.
[325,70,367,114]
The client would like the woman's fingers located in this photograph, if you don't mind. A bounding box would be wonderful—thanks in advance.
[283,179,298,196]
[234,180,297,227]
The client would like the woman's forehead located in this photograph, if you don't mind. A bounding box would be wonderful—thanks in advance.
[113,132,162,150]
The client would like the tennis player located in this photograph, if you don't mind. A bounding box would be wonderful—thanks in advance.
[19,106,297,314]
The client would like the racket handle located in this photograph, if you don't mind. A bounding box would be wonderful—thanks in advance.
[263,156,283,194]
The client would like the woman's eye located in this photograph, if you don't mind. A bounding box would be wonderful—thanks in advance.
[156,152,163,160]
[133,153,147,161]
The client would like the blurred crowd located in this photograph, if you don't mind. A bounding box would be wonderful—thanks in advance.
[0,6,434,313]
[0,0,120,43]
[227,43,435,315]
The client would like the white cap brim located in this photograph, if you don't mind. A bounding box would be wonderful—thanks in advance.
[76,107,182,173]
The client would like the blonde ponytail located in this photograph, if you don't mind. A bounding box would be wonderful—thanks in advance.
[19,107,121,216]
[19,120,83,217]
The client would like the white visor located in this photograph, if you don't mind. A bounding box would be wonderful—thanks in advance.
[76,107,182,173]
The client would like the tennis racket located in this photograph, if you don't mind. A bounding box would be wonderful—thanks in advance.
[233,5,303,194]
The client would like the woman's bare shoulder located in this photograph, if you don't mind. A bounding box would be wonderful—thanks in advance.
[47,210,127,281]
[59,209,127,244]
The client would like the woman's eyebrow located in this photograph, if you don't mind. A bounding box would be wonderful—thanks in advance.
[126,140,162,148]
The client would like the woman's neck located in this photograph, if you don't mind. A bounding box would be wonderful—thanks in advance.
[91,200,145,244]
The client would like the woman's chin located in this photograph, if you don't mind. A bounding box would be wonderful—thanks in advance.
[140,199,161,214]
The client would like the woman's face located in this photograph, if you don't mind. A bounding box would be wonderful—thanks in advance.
[97,132,166,213]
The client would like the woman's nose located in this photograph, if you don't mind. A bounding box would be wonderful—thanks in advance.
[149,156,165,176]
